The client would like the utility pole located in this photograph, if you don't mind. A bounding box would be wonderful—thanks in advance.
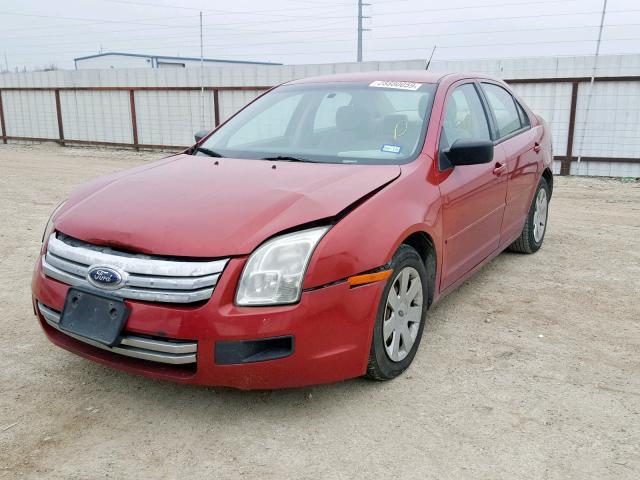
[577,0,607,164]
[199,11,205,130]
[3,53,8,73]
[357,0,371,62]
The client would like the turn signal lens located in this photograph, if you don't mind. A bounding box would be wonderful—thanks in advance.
[347,269,393,287]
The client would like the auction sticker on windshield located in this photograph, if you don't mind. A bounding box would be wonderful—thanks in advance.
[369,80,423,91]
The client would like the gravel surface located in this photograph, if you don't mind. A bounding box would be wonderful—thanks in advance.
[1,143,639,479]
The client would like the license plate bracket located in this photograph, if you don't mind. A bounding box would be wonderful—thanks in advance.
[59,287,130,347]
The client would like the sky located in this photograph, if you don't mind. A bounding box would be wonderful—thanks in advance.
[1,0,640,71]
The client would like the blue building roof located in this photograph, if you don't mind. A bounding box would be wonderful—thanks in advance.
[74,52,281,66]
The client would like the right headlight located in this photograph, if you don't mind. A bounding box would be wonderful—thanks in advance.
[235,226,329,306]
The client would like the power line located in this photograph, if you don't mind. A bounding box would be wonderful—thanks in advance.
[0,11,200,29]
[0,10,355,30]
[1,18,355,42]
[371,9,637,29]
[11,35,640,61]
[3,2,637,45]
[4,6,629,46]
[101,0,354,17]
[8,8,637,52]
[2,0,614,37]
[371,0,583,10]
[4,3,640,68]
[4,22,621,51]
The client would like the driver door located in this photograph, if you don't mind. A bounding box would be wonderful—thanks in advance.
[438,82,508,291]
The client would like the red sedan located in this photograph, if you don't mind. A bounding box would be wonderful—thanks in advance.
[32,72,553,389]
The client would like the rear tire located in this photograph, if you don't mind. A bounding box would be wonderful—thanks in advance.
[508,177,550,254]
[366,245,429,381]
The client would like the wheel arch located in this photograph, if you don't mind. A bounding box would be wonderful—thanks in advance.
[399,230,436,308]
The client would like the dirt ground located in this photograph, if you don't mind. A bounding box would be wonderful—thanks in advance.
[0,143,638,479]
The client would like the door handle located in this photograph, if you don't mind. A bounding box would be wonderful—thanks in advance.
[533,142,542,153]
[493,162,507,176]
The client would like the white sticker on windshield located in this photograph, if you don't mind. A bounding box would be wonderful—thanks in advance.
[381,144,402,154]
[369,80,422,91]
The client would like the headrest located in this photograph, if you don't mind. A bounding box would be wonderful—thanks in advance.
[336,105,364,131]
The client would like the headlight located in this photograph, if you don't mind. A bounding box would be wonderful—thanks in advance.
[42,200,67,243]
[235,226,329,306]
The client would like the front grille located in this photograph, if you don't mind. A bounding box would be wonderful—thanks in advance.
[38,302,197,365]
[43,233,228,304]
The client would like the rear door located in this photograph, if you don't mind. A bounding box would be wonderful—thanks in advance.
[479,82,540,246]
[437,82,508,290]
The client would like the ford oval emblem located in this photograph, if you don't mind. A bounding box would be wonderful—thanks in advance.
[87,266,124,290]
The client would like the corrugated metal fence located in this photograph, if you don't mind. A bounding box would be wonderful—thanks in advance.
[1,55,639,177]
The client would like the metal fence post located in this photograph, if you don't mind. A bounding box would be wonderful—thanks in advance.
[54,90,65,146]
[129,90,139,150]
[0,90,6,144]
[213,89,220,127]
[562,81,580,176]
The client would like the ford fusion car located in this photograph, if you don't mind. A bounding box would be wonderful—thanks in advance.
[32,71,553,389]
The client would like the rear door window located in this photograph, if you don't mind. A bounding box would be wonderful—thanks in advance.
[481,83,523,139]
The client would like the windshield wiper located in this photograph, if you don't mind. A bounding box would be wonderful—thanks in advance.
[261,155,316,163]
[196,147,224,158]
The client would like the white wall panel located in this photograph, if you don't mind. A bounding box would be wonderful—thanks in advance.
[2,90,58,138]
[135,90,215,146]
[3,54,640,89]
[219,90,262,123]
[573,81,640,158]
[570,161,640,177]
[60,91,132,143]
[510,82,572,156]
[1,54,639,176]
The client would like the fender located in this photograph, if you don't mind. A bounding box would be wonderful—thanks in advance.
[304,153,443,291]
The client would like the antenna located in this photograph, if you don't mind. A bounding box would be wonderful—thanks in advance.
[425,46,437,70]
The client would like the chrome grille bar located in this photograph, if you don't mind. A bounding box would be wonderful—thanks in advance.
[38,302,197,365]
[43,233,228,303]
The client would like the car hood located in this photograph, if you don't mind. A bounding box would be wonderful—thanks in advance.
[55,154,401,257]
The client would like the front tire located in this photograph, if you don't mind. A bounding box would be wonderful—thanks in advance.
[508,177,550,254]
[366,245,429,381]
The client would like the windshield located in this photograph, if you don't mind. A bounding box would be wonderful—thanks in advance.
[199,81,437,165]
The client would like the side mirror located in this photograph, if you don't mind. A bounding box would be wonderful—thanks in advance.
[194,130,210,143]
[446,139,494,166]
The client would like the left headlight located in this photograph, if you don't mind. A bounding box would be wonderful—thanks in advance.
[42,200,67,243]
[235,226,330,306]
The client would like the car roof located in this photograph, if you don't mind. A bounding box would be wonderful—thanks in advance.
[285,70,496,86]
